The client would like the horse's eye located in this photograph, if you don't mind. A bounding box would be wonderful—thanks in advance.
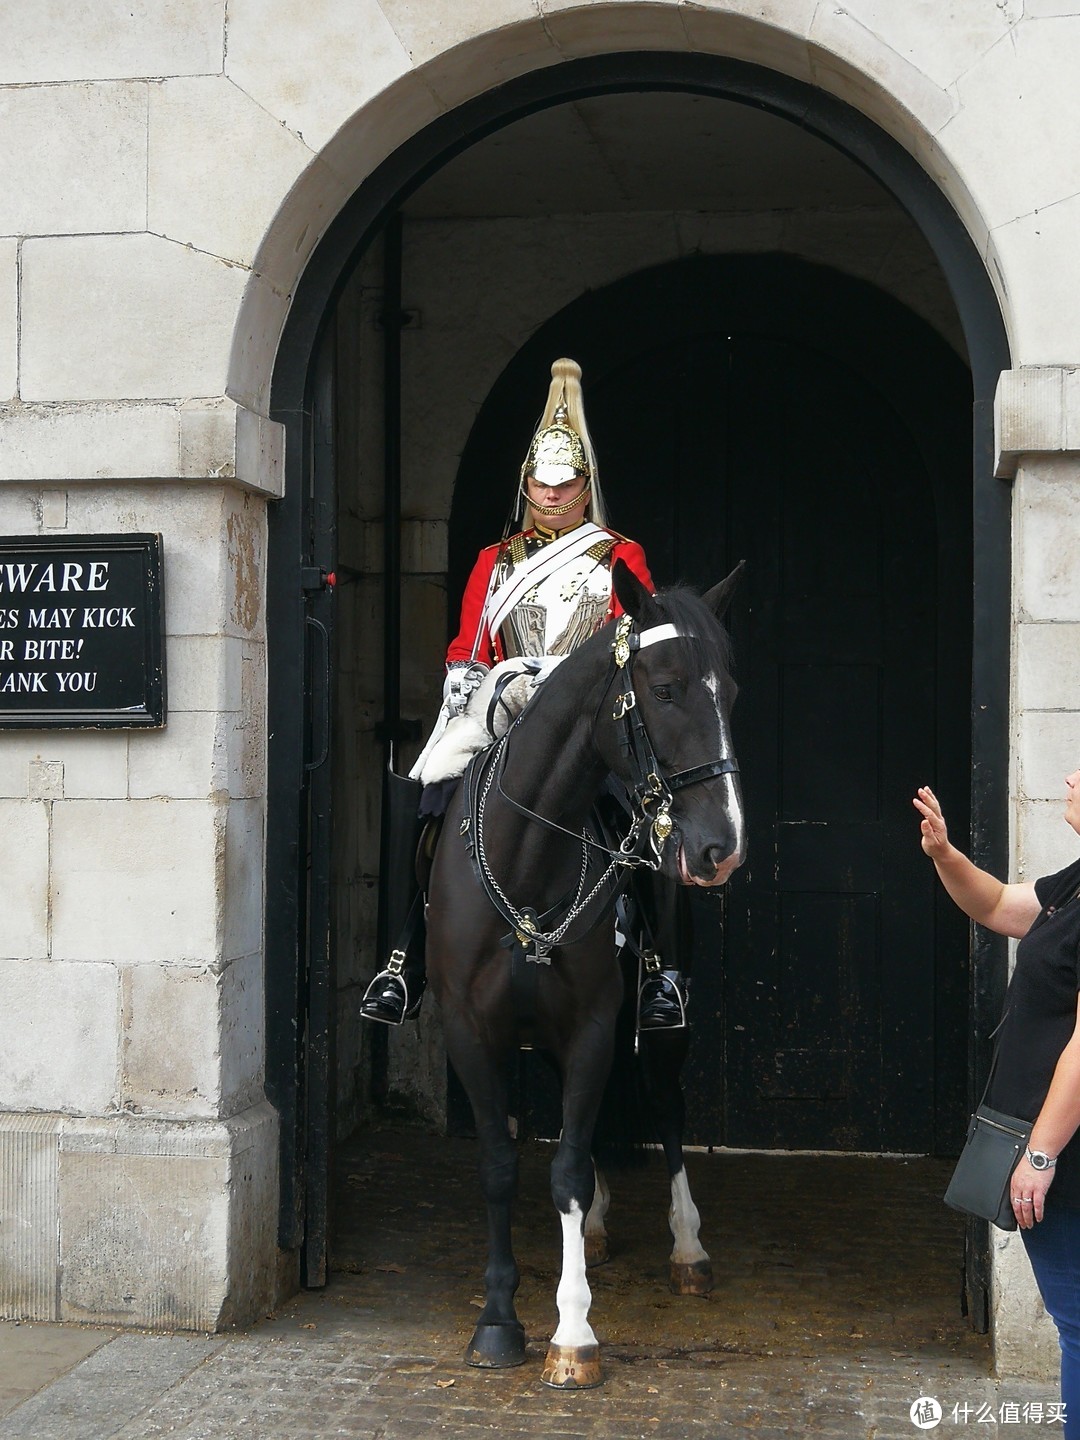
[652,686,673,703]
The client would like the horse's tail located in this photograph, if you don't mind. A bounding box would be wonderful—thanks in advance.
[592,951,651,1170]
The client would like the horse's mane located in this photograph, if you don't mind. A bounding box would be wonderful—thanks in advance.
[648,584,734,680]
[518,582,734,734]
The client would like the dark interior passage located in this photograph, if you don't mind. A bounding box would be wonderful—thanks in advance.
[452,255,973,1157]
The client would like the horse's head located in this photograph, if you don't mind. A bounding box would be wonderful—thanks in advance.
[606,561,746,888]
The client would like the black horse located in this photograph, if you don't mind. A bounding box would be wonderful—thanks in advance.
[426,561,745,1388]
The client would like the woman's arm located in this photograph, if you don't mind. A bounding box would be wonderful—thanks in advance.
[913,786,1041,939]
[1012,995,1080,1226]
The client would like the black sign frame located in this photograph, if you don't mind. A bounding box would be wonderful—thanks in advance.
[0,533,166,729]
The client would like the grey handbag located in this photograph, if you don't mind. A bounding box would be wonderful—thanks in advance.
[944,1100,1032,1231]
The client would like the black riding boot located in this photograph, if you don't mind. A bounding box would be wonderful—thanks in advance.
[360,894,427,1026]
[630,865,691,1031]
[361,767,427,1027]
[637,954,690,1030]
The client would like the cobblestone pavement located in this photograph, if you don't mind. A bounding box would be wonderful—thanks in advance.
[0,1126,1063,1439]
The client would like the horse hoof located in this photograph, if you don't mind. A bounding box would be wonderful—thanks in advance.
[584,1234,609,1267]
[541,1344,603,1389]
[670,1259,714,1296]
[465,1321,527,1368]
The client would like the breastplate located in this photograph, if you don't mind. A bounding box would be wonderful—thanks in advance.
[495,537,614,659]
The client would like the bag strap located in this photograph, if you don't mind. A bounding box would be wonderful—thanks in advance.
[975,1007,1011,1109]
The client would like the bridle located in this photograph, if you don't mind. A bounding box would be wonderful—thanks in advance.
[608,613,740,867]
[459,609,740,963]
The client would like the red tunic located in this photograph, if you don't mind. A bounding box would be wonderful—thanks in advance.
[447,526,654,666]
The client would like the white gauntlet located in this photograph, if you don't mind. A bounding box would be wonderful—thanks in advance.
[445,660,490,717]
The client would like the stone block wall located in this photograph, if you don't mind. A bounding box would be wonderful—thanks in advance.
[0,482,277,1329]
[0,0,1077,1369]
[1013,456,1080,888]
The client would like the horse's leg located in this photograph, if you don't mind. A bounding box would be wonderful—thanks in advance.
[542,1030,616,1389]
[471,1117,527,1365]
[641,1029,714,1296]
[583,1162,610,1267]
[642,882,713,1295]
[667,1154,712,1296]
[444,1016,527,1368]
[544,1133,602,1388]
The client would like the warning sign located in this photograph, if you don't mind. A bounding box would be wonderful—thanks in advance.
[0,534,166,727]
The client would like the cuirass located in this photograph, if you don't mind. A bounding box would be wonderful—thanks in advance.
[495,537,613,659]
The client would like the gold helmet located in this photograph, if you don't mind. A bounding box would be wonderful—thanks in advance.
[518,359,607,525]
[522,404,590,481]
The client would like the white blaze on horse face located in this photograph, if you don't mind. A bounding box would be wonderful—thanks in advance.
[551,1200,598,1349]
[704,672,745,865]
[669,1166,710,1267]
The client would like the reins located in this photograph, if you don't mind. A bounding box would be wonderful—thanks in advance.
[459,609,739,965]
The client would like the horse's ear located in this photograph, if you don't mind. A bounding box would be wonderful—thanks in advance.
[611,558,659,622]
[702,560,746,622]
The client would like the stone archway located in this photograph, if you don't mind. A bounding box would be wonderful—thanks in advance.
[262,43,1009,1327]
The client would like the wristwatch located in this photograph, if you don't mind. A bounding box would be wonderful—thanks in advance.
[1025,1148,1058,1171]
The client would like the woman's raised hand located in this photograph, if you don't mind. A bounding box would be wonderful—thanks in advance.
[913,786,951,860]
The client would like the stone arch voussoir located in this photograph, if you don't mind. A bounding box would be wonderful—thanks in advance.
[231,4,1002,419]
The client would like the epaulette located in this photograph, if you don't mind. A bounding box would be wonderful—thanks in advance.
[482,532,529,570]
[586,537,617,563]
[481,530,528,554]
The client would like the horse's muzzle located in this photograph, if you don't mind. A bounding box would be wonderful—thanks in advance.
[676,843,744,888]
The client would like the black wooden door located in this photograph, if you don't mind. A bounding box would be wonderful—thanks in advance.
[591,333,941,1151]
[452,255,971,1154]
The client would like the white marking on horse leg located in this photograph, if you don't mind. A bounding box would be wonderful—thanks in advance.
[668,1166,710,1266]
[551,1200,598,1348]
[584,1164,610,1248]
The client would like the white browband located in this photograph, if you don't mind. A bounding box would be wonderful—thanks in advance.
[636,623,682,650]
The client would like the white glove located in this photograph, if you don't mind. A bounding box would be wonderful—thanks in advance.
[444,661,489,717]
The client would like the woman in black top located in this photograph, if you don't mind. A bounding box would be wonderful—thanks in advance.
[915,771,1080,1434]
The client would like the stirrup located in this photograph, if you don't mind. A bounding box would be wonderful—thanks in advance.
[637,952,689,1032]
[360,951,425,1026]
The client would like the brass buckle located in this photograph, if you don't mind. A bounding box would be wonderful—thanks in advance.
[515,912,537,946]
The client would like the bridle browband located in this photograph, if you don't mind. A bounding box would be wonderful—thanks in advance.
[459,609,740,964]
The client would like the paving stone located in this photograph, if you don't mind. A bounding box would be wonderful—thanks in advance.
[0,1322,113,1419]
[0,1334,223,1439]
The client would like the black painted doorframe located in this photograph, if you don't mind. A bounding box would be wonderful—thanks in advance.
[264,52,1011,1321]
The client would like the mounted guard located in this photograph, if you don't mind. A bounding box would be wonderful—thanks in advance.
[360,357,692,1030]
[423,557,746,1386]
